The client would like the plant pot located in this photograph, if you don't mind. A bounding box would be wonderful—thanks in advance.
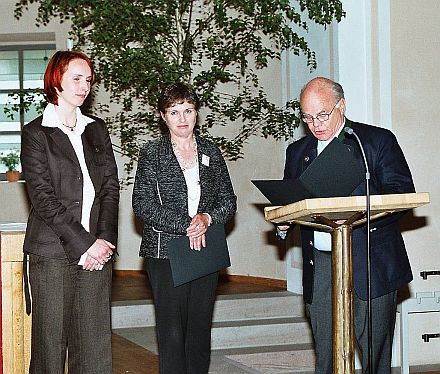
[5,170,20,182]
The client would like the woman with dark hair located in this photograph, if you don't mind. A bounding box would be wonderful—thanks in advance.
[21,50,119,373]
[132,82,236,373]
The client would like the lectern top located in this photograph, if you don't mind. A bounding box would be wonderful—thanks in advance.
[264,192,430,226]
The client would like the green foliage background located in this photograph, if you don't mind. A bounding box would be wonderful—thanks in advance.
[15,0,344,178]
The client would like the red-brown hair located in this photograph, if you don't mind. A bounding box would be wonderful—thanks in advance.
[44,50,96,105]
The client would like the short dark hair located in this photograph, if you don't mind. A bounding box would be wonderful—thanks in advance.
[44,50,95,105]
[158,82,201,113]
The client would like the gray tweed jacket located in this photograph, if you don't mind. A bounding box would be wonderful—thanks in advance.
[132,134,237,258]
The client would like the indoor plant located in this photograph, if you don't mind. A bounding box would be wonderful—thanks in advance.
[1,151,20,182]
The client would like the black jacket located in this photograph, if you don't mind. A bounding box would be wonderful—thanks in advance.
[21,115,119,262]
[284,119,415,302]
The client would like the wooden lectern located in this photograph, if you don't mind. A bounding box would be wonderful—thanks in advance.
[264,192,430,374]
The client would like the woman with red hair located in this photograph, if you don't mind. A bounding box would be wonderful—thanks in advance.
[21,50,119,374]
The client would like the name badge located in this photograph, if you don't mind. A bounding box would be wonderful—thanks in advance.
[202,154,210,166]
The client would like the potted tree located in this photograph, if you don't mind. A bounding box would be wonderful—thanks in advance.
[1,151,20,182]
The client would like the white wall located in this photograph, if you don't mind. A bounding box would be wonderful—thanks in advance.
[390,0,440,366]
[0,2,70,47]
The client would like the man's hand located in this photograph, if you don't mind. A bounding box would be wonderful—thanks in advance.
[277,225,290,231]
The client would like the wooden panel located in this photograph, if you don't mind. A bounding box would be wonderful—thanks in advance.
[1,231,31,374]
[1,231,25,262]
[1,263,13,374]
[264,192,430,224]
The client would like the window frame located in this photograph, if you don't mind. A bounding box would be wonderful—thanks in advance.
[0,44,55,179]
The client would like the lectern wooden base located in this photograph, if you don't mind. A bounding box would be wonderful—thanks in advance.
[264,193,430,374]
[0,225,30,374]
[332,224,355,373]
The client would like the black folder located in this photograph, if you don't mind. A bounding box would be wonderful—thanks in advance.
[167,224,230,287]
[252,138,364,206]
[252,179,310,206]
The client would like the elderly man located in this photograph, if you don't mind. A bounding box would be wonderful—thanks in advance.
[280,77,415,373]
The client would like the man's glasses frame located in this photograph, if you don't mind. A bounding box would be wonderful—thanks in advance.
[301,100,340,124]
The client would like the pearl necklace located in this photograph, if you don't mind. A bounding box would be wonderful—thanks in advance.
[172,138,198,171]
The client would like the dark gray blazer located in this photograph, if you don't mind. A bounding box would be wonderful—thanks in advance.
[132,134,237,258]
[21,115,119,262]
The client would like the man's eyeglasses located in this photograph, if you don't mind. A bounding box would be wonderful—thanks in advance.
[301,100,340,124]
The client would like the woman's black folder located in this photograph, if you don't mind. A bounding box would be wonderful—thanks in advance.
[167,224,230,287]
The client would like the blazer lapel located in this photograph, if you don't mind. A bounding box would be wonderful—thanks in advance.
[49,128,79,166]
[156,135,188,211]
[196,138,211,209]
[341,119,362,160]
[302,137,318,173]
[159,135,183,175]
[82,125,101,190]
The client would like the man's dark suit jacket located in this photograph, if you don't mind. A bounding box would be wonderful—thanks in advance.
[21,115,119,262]
[284,119,415,303]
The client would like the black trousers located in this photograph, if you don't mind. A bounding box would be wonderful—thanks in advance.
[28,254,112,374]
[306,248,397,374]
[145,258,219,374]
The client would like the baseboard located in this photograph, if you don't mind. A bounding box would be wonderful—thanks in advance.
[219,274,287,289]
[113,270,287,289]
[113,269,145,278]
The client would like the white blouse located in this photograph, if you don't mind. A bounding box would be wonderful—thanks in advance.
[183,163,201,218]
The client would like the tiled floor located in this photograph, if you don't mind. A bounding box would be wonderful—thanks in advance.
[111,273,440,374]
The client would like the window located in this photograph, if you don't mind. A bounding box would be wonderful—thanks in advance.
[0,45,55,173]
